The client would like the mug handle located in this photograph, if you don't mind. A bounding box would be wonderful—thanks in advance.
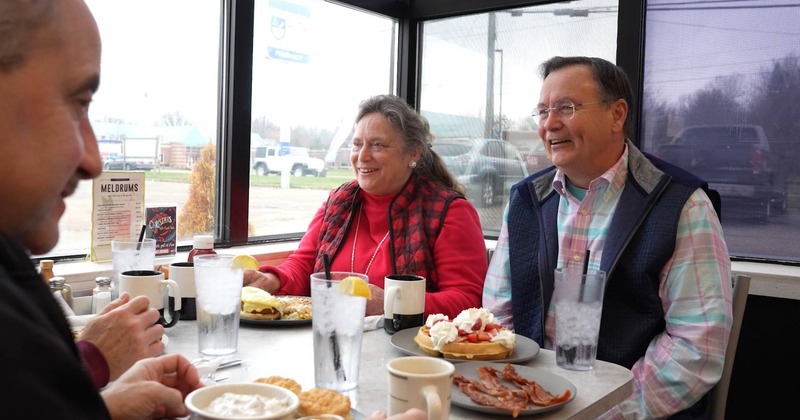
[384,285,400,319]
[158,279,182,328]
[421,385,442,420]
[162,279,182,311]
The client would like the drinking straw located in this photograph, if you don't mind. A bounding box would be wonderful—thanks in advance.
[135,224,147,251]
[579,249,590,301]
[323,253,332,280]
[582,249,590,277]
[322,252,346,381]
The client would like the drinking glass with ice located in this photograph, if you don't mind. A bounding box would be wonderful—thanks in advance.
[311,272,370,392]
[553,267,607,371]
[194,254,244,358]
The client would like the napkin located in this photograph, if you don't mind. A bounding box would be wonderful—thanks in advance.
[364,315,384,331]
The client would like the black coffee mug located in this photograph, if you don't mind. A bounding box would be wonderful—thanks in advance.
[383,274,426,334]
[120,270,182,328]
[168,262,196,320]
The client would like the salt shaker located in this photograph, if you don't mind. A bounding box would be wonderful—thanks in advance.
[49,276,73,309]
[92,276,112,314]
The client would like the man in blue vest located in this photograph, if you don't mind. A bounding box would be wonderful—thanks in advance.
[484,56,731,419]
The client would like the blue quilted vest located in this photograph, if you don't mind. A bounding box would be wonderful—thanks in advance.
[507,143,717,369]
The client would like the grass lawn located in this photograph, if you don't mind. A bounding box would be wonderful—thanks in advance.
[146,168,354,190]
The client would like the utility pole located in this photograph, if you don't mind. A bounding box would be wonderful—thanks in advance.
[485,12,496,138]
[496,48,504,139]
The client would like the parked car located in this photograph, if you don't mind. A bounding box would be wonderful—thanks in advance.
[658,124,787,222]
[432,138,529,208]
[103,155,153,171]
[519,141,552,174]
[252,145,327,177]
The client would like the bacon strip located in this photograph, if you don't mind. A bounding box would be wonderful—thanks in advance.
[453,364,571,418]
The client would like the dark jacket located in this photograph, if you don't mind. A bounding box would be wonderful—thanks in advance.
[0,233,110,418]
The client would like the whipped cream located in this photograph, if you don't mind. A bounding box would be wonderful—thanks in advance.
[490,329,516,348]
[429,320,458,350]
[424,313,449,328]
[451,307,496,332]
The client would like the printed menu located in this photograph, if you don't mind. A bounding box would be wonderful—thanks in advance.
[90,171,145,262]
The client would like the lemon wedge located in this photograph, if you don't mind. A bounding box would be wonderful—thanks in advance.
[337,276,372,299]
[231,254,259,270]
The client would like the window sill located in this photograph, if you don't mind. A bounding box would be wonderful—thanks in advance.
[49,239,800,301]
[52,241,300,295]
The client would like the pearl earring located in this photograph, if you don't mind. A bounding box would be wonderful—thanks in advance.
[409,161,417,168]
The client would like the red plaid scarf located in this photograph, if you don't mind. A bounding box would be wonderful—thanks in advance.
[314,173,464,283]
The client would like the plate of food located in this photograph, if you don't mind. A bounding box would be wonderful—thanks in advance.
[239,287,312,326]
[451,362,575,416]
[254,376,365,419]
[389,308,539,363]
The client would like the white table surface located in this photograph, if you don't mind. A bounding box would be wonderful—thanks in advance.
[165,319,633,419]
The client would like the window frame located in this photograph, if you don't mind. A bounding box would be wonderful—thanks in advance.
[39,0,797,268]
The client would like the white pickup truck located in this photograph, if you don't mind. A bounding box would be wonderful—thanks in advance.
[251,145,327,177]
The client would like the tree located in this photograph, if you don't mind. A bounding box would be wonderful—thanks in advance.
[679,78,747,127]
[159,111,191,127]
[749,55,800,142]
[178,142,215,240]
[252,116,280,140]
[641,90,678,151]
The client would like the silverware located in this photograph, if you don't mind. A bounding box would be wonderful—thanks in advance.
[217,359,242,370]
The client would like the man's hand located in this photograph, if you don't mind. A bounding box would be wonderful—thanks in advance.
[101,354,202,420]
[80,293,164,380]
[366,408,427,420]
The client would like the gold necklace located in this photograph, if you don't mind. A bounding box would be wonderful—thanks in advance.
[350,204,390,275]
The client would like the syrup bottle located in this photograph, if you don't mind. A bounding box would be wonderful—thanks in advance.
[39,259,55,284]
[188,234,216,263]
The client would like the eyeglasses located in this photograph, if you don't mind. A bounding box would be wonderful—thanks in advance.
[533,100,609,122]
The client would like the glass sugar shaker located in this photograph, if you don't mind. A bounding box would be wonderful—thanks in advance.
[49,276,73,309]
[92,276,113,314]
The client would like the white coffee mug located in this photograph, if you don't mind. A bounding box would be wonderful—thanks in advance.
[169,262,196,320]
[383,274,426,334]
[387,356,454,420]
[120,269,182,327]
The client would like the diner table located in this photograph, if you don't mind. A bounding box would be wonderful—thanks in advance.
[165,319,633,419]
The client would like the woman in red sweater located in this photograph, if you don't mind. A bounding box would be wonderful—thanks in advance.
[244,94,487,319]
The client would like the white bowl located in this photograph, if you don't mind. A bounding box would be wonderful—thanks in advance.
[185,382,300,420]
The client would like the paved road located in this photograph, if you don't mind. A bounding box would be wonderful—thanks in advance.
[59,180,800,262]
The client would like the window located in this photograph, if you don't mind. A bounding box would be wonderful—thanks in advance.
[52,0,221,258]
[640,0,800,261]
[418,1,619,235]
[44,0,800,268]
[247,0,396,239]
